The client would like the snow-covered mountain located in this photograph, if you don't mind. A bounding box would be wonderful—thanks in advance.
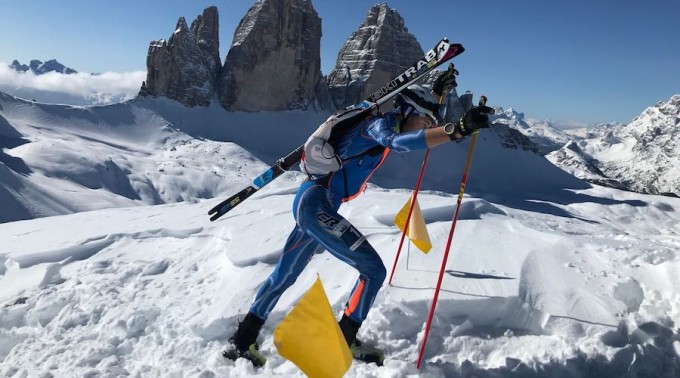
[492,108,571,155]
[546,141,625,189]
[1,91,679,377]
[498,96,680,198]
[571,95,680,197]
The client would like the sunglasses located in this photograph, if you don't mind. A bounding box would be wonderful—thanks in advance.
[411,111,437,128]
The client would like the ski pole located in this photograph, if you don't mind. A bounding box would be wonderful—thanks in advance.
[416,96,487,369]
[388,79,452,285]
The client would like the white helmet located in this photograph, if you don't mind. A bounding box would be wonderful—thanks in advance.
[394,84,441,124]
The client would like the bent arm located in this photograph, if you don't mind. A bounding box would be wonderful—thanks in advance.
[366,118,429,152]
[366,116,463,152]
[424,126,463,148]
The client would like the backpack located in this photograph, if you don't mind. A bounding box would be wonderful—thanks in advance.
[299,106,375,176]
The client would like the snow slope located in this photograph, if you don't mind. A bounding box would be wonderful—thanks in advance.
[1,171,679,377]
[1,91,588,224]
[1,92,680,377]
[0,92,326,223]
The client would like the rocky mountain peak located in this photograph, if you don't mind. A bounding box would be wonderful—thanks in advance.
[139,6,220,107]
[326,3,424,109]
[9,59,77,75]
[175,17,189,34]
[218,0,330,112]
[9,60,30,73]
[502,108,526,122]
[191,8,220,56]
[367,3,406,29]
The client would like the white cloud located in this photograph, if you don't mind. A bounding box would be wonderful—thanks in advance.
[0,62,145,105]
[526,116,590,130]
[548,119,590,130]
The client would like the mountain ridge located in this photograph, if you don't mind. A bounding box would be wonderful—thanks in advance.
[542,95,680,197]
[9,59,78,75]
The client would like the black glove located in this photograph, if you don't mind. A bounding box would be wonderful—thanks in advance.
[453,96,495,137]
[432,63,459,96]
[455,106,494,136]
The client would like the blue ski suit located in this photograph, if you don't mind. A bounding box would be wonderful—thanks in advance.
[250,111,429,324]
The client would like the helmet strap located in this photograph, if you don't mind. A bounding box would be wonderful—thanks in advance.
[398,105,415,133]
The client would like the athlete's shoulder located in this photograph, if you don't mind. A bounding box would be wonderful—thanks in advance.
[364,111,398,135]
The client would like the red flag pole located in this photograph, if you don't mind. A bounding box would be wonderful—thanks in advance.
[388,149,430,285]
[416,128,480,369]
[389,82,452,285]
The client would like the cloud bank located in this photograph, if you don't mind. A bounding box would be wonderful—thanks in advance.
[0,63,145,105]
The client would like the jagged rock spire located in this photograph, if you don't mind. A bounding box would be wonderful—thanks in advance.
[327,3,424,109]
[218,0,329,112]
[139,6,220,107]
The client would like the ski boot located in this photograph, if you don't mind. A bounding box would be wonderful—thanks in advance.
[351,338,385,366]
[222,340,266,367]
[339,314,385,366]
[222,312,267,367]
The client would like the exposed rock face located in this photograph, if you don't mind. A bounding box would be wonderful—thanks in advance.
[327,3,424,109]
[219,0,328,112]
[139,7,220,107]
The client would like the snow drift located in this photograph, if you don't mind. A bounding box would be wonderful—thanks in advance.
[1,92,679,377]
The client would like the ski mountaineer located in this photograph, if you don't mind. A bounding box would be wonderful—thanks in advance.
[223,68,494,367]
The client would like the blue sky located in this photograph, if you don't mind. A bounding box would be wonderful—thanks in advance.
[1,0,679,125]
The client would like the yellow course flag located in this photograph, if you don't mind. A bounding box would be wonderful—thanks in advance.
[274,276,352,378]
[394,195,432,253]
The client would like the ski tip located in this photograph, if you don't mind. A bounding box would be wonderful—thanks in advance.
[440,43,465,63]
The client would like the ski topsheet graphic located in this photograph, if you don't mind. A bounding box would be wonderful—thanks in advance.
[209,38,464,221]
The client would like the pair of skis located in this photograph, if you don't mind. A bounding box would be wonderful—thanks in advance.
[208,38,465,222]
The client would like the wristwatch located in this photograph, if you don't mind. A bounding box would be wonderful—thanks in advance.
[443,123,457,140]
